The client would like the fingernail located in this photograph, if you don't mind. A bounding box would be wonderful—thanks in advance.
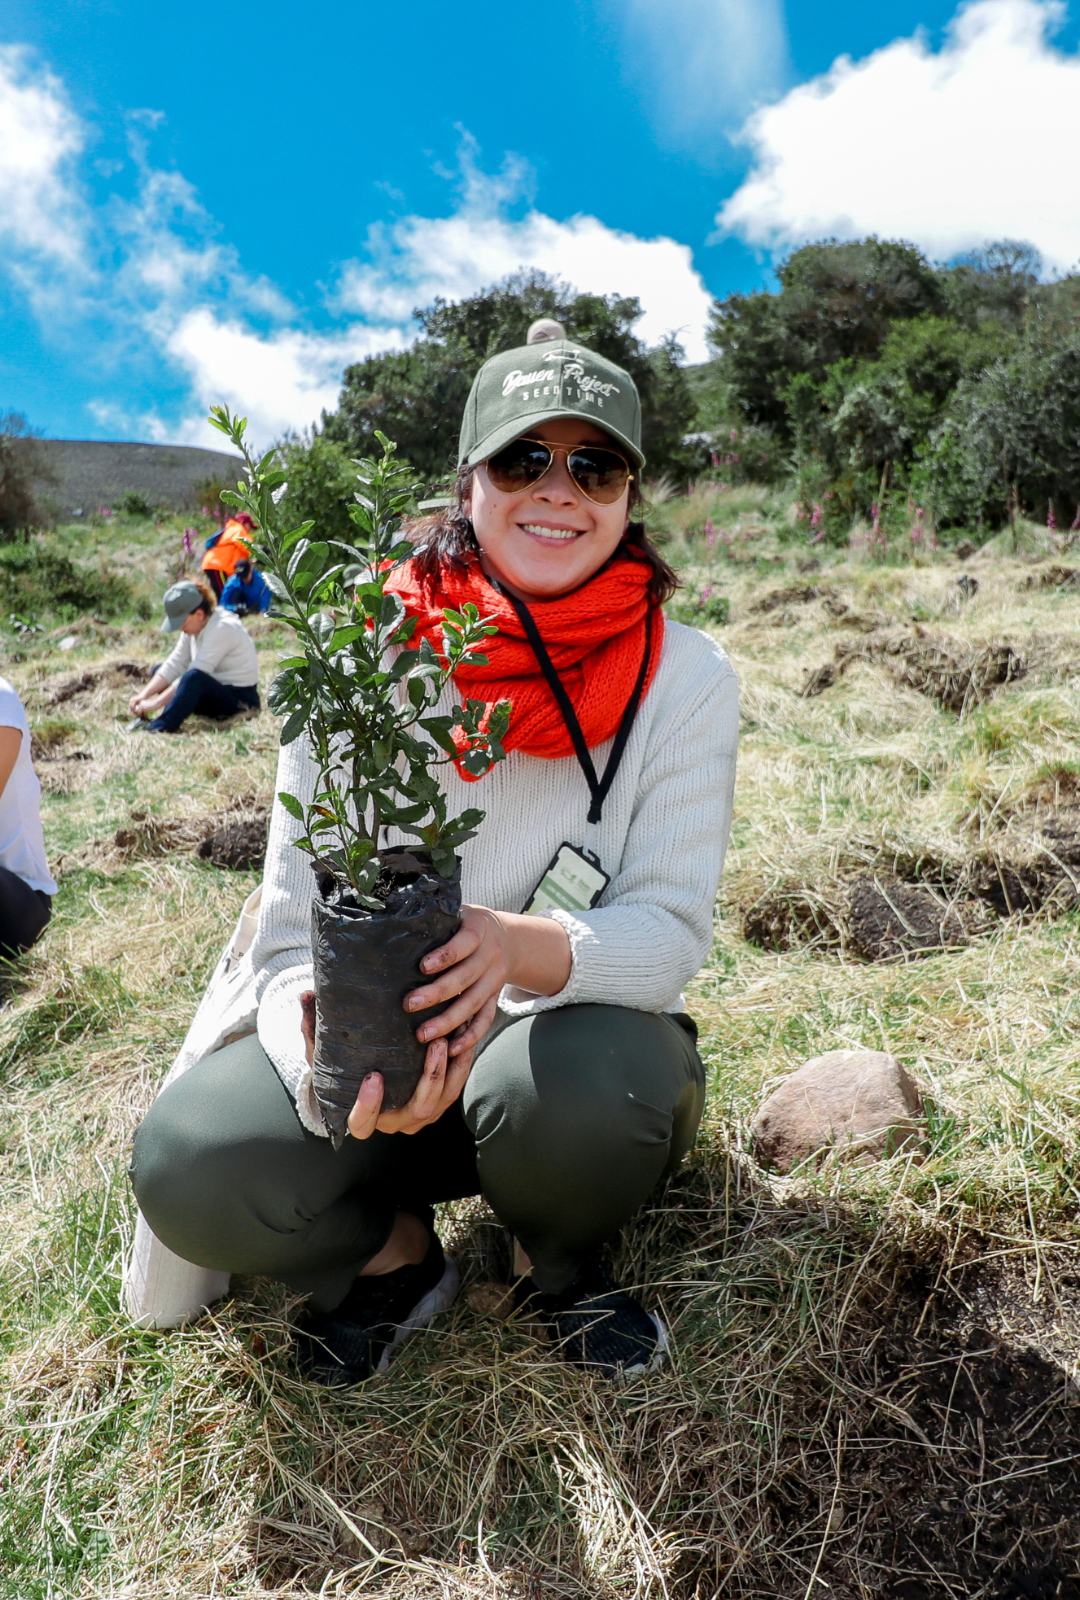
[419,1025,433,1040]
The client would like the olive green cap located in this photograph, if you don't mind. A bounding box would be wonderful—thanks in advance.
[458,339,644,470]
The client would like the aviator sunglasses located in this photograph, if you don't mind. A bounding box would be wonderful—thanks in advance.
[485,436,634,506]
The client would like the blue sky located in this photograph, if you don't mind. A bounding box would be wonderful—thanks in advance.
[2,0,1079,447]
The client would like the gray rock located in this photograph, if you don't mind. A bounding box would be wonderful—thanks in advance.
[751,1049,924,1173]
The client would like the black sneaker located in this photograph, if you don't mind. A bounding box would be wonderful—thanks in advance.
[526,1259,667,1380]
[295,1235,459,1387]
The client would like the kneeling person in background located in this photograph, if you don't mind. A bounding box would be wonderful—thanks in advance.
[220,558,272,617]
[0,677,56,960]
[130,579,260,734]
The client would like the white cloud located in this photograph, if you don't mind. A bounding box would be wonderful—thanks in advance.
[338,143,715,361]
[0,58,715,446]
[0,45,86,273]
[162,311,408,447]
[618,0,789,145]
[717,0,1080,273]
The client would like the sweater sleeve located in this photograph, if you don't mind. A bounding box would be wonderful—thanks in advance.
[500,650,738,1017]
[159,632,193,685]
[250,732,325,1132]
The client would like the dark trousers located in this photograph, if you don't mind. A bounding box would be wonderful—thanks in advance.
[130,1004,706,1309]
[149,669,259,733]
[0,864,50,960]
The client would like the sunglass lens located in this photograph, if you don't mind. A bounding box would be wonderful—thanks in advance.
[568,447,630,504]
[487,440,552,493]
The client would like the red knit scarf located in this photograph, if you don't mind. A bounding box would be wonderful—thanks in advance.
[386,550,664,773]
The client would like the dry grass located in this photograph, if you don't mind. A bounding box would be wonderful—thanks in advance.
[2,514,1080,1597]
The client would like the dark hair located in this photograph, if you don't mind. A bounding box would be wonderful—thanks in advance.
[406,462,679,606]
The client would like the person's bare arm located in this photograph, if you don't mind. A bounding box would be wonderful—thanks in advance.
[0,726,21,798]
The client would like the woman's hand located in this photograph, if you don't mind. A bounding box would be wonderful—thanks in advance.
[404,904,572,1056]
[299,990,476,1141]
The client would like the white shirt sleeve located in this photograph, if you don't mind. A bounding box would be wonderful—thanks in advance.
[159,632,194,685]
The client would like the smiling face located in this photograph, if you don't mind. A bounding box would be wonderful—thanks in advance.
[466,417,632,602]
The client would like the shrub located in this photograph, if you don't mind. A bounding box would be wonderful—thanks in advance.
[667,582,730,626]
[115,491,154,518]
[0,546,133,621]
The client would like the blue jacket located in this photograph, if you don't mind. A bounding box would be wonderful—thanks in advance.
[220,569,272,615]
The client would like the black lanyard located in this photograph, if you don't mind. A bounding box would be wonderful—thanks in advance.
[501,590,655,825]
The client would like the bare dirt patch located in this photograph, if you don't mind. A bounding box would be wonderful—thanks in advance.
[847,874,973,962]
[196,813,269,871]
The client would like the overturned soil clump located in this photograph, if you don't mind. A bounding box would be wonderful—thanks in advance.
[739,810,1080,958]
[742,884,845,954]
[748,583,827,615]
[848,873,973,962]
[196,813,269,871]
[1020,563,1080,591]
[47,660,147,706]
[802,627,1026,713]
[109,798,268,868]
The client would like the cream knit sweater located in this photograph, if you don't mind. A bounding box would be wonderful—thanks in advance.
[251,619,738,1134]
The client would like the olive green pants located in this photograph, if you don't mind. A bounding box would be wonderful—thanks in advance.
[130,1004,705,1309]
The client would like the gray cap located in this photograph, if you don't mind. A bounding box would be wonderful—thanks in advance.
[458,338,644,470]
[161,580,204,633]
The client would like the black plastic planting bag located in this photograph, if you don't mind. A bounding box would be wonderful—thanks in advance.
[310,848,462,1148]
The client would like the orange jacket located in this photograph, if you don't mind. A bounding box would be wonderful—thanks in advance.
[202,519,252,578]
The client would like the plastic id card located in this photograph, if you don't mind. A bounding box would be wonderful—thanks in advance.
[522,843,610,916]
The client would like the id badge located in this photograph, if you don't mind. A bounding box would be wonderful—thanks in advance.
[522,843,610,916]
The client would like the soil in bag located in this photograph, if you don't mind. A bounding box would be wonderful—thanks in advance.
[311,848,462,1148]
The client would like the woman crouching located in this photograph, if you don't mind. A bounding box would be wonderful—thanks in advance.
[128,330,739,1382]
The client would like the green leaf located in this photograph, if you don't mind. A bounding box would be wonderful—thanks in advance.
[280,707,309,745]
[328,624,365,652]
[277,790,305,821]
[418,718,458,756]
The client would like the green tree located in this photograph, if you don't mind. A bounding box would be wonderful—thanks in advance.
[924,338,1080,528]
[938,240,1041,330]
[708,238,945,437]
[0,413,53,539]
[323,270,699,484]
